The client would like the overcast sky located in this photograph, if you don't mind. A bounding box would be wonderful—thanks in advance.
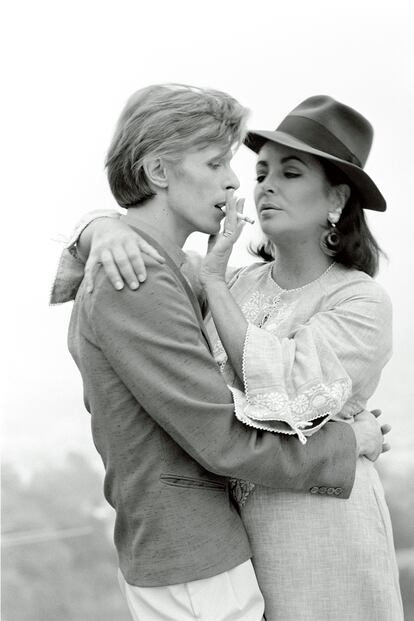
[3,0,414,475]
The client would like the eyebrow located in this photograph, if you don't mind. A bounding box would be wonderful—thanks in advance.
[210,148,232,161]
[281,156,309,167]
[256,156,309,168]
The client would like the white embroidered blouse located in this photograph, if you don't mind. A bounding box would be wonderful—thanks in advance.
[206,261,392,444]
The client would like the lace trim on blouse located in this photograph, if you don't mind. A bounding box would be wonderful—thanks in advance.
[235,323,352,444]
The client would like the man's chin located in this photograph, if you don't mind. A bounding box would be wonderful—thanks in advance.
[199,222,221,236]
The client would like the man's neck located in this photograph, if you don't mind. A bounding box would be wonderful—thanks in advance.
[122,197,191,248]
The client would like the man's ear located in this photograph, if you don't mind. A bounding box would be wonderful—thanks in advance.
[143,157,169,189]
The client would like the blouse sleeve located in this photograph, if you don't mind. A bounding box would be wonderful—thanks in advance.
[49,209,120,304]
[230,280,392,444]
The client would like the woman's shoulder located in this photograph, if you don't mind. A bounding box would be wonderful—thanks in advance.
[227,261,273,288]
[238,261,273,278]
[325,264,392,310]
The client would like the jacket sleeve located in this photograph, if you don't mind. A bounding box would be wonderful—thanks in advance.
[87,261,357,498]
[231,281,392,443]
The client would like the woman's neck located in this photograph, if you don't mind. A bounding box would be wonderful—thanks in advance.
[271,239,333,290]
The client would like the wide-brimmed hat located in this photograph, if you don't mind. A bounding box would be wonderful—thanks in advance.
[245,95,386,212]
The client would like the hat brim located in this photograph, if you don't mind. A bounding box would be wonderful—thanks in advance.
[245,130,386,212]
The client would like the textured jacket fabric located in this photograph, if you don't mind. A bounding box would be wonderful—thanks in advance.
[65,219,357,587]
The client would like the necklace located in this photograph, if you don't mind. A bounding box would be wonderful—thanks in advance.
[259,261,336,327]
[270,261,336,293]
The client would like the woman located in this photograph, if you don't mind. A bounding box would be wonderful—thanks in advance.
[59,96,402,620]
[198,96,403,620]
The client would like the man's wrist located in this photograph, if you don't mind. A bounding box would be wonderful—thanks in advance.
[203,277,228,290]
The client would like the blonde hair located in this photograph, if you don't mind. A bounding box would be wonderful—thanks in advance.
[106,83,249,208]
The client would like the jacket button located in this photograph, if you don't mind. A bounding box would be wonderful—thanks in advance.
[319,486,327,494]
[334,487,343,496]
[310,486,319,494]
[327,487,335,495]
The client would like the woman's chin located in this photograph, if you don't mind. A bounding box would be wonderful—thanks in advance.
[260,222,282,238]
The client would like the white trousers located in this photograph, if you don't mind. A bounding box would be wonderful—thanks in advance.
[118,560,265,621]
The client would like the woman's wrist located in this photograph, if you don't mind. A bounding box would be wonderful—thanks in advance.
[77,217,112,262]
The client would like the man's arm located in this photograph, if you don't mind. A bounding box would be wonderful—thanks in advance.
[87,259,360,498]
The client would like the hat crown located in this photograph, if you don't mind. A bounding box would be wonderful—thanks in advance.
[244,95,386,211]
[277,95,373,167]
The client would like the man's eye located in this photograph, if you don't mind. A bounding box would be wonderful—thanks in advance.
[256,174,266,183]
[284,171,300,178]
[209,162,222,170]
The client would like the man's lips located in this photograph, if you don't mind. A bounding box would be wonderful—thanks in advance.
[214,202,226,218]
[214,201,226,212]
[214,202,255,224]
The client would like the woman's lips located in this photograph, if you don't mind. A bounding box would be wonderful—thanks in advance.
[260,203,282,213]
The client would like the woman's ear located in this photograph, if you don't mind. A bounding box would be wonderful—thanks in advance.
[332,183,351,210]
[143,157,169,189]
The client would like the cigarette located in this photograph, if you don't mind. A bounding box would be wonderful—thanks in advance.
[220,207,255,224]
[238,213,255,224]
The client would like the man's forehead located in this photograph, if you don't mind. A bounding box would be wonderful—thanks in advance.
[196,142,234,158]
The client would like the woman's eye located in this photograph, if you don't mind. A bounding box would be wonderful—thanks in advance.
[256,174,266,183]
[284,171,300,178]
[209,162,222,170]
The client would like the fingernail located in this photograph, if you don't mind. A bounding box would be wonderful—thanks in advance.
[138,274,146,282]
[115,281,124,290]
[130,281,139,289]
[87,287,93,293]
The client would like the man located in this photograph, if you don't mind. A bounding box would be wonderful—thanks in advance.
[51,84,386,621]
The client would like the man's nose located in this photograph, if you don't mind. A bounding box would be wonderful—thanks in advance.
[225,168,240,191]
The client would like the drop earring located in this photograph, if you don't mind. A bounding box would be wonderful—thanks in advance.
[320,207,342,257]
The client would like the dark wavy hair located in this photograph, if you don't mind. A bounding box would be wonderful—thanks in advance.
[251,156,385,277]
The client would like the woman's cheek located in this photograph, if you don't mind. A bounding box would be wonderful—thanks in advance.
[253,186,261,210]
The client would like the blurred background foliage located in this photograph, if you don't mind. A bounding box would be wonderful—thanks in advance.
[2,454,414,620]
[2,454,130,621]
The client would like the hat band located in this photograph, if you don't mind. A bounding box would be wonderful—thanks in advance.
[277,115,362,167]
